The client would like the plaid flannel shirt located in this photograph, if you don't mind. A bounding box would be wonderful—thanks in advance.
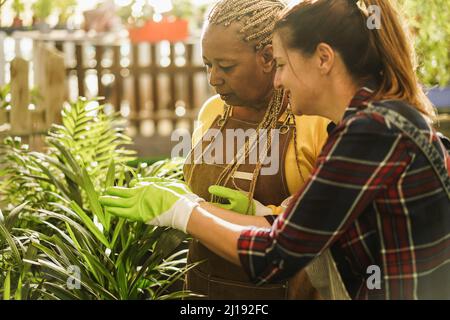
[238,86,450,299]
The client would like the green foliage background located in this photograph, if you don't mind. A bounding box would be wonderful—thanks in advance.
[0,98,195,300]
[400,0,450,87]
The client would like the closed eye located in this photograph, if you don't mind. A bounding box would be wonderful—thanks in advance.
[219,65,235,72]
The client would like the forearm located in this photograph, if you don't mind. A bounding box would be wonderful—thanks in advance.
[187,205,252,266]
[199,202,271,228]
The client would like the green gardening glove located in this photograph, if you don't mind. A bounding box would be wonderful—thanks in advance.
[129,177,192,195]
[208,185,272,216]
[99,182,203,232]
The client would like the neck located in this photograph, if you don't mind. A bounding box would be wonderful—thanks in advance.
[233,88,278,122]
[322,76,360,124]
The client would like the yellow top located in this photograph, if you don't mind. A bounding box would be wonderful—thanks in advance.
[192,94,330,206]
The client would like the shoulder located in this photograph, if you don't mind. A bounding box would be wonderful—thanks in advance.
[197,94,225,125]
[322,107,407,160]
[293,114,331,150]
[294,114,331,128]
[340,105,399,136]
[192,95,225,146]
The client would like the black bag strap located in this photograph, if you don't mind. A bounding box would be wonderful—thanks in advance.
[363,103,450,198]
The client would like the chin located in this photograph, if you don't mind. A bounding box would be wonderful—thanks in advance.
[219,95,236,105]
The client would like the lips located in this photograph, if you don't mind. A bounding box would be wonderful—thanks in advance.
[218,93,232,100]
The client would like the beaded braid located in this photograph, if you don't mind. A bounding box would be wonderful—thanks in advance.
[208,0,286,50]
[211,89,285,213]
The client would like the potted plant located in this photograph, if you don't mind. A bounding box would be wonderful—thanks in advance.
[0,97,197,299]
[54,0,76,29]
[32,0,53,32]
[11,0,24,28]
[126,0,190,43]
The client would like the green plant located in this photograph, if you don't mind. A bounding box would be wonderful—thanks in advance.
[400,0,450,87]
[11,0,24,17]
[32,0,53,20]
[0,85,41,112]
[55,0,76,24]
[171,0,194,20]
[0,0,7,24]
[117,1,154,26]
[0,97,196,299]
[0,84,10,110]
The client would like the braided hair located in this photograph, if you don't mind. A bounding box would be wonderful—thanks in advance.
[208,0,286,50]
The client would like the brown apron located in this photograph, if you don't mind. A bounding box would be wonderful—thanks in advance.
[183,111,318,300]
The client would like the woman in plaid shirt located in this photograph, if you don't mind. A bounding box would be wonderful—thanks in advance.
[100,0,450,299]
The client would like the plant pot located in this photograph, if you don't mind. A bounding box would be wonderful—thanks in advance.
[128,18,189,43]
[12,16,23,28]
[34,20,50,33]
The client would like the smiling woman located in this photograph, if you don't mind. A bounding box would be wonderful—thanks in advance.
[180,0,331,300]
[99,0,450,301]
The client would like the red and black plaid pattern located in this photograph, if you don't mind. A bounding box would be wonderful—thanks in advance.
[237,87,450,299]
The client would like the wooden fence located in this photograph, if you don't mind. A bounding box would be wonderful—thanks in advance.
[0,30,214,152]
[1,30,449,154]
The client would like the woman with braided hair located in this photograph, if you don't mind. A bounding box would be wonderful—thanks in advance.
[100,0,450,299]
[180,0,330,299]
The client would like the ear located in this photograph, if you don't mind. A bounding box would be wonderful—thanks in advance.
[258,44,275,73]
[315,43,335,75]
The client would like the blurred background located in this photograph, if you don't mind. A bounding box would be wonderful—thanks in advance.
[0,0,449,163]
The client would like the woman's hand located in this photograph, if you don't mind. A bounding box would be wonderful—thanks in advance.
[208,185,272,216]
[99,181,203,232]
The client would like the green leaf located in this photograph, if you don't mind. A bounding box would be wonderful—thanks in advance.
[56,201,110,248]
[3,270,11,300]
[5,201,28,230]
[14,276,22,300]
[105,159,115,189]
[80,167,108,231]
[0,222,22,266]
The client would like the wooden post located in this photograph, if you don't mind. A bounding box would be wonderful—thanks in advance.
[75,44,85,97]
[150,44,159,128]
[95,45,104,98]
[186,43,195,112]
[113,45,123,112]
[132,43,141,122]
[10,57,31,135]
[35,43,67,128]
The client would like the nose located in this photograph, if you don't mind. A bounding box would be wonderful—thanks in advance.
[208,66,224,87]
[273,70,283,90]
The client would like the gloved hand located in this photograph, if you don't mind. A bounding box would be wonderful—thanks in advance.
[129,177,199,201]
[208,185,272,216]
[99,181,203,232]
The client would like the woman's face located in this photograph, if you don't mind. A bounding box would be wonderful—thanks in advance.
[201,22,275,109]
[272,32,322,116]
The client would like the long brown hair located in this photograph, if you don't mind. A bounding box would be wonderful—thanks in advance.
[275,0,436,120]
